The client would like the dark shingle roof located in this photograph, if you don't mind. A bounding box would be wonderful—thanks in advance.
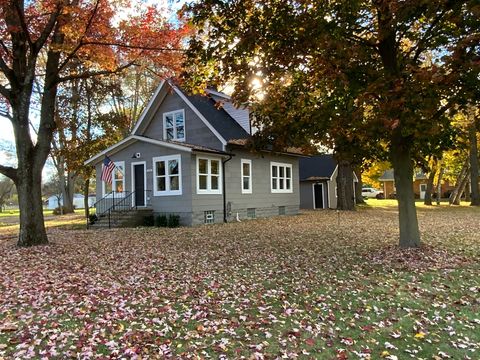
[183,92,250,142]
[299,154,337,181]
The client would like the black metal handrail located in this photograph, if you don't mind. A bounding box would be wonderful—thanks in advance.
[87,191,131,229]
[87,190,152,229]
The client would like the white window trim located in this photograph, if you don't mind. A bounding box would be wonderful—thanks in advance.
[241,159,252,194]
[152,155,182,196]
[163,109,186,142]
[102,161,125,197]
[270,161,293,194]
[196,156,222,195]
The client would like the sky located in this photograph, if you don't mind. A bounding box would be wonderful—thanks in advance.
[0,0,187,179]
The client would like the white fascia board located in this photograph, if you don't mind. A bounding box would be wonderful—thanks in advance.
[172,86,227,147]
[84,135,192,166]
[84,136,136,165]
[205,88,231,99]
[330,165,338,181]
[131,79,166,134]
[131,135,192,152]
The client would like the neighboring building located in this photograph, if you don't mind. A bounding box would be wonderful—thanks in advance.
[47,193,96,210]
[379,169,454,199]
[85,81,303,226]
[299,154,358,209]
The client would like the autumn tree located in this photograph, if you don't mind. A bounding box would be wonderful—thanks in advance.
[184,0,479,248]
[0,0,186,246]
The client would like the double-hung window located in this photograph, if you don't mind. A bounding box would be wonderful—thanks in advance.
[271,162,293,193]
[153,155,182,196]
[163,110,185,141]
[102,161,125,196]
[241,159,252,194]
[197,157,222,194]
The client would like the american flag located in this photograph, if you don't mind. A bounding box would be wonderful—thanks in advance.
[101,156,116,184]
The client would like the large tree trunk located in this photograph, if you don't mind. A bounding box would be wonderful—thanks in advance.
[336,159,355,210]
[16,166,48,247]
[436,165,444,205]
[468,122,480,206]
[390,143,420,248]
[450,160,469,205]
[84,178,90,218]
[424,160,437,206]
[354,167,366,204]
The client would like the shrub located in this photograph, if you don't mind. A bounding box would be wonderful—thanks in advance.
[53,206,72,215]
[168,214,180,228]
[88,214,98,225]
[155,214,168,227]
[143,214,154,226]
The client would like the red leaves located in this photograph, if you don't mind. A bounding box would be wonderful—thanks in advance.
[0,207,479,358]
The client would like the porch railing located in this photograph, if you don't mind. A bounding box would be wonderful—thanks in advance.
[87,190,152,229]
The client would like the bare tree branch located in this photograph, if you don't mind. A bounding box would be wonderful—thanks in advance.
[33,5,62,53]
[57,61,137,83]
[14,2,33,49]
[0,164,17,182]
[81,41,185,52]
[0,56,14,82]
[0,109,12,120]
[0,39,11,57]
[57,0,101,74]
[0,84,11,102]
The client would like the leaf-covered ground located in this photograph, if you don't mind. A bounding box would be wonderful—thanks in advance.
[0,206,479,359]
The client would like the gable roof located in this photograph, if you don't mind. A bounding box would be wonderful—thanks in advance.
[131,80,249,148]
[299,154,337,181]
[183,91,250,142]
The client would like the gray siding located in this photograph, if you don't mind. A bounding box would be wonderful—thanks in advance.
[327,178,337,209]
[141,91,223,150]
[300,181,329,209]
[190,149,300,225]
[95,141,194,225]
[300,182,314,209]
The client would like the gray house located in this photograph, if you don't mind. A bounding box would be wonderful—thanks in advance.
[85,80,302,226]
[299,154,358,209]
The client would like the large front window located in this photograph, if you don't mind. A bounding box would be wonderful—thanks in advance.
[102,161,125,196]
[153,155,182,196]
[163,110,185,141]
[197,157,222,194]
[271,162,293,193]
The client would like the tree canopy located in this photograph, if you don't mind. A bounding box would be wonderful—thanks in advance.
[183,0,480,248]
[0,0,188,246]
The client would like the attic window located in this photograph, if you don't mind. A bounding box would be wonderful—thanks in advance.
[163,110,185,142]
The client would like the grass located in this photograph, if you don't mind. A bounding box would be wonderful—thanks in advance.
[363,198,476,209]
[0,208,84,218]
[0,205,478,359]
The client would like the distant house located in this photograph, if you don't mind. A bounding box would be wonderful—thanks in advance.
[85,80,303,227]
[379,169,454,199]
[299,154,358,209]
[47,194,95,210]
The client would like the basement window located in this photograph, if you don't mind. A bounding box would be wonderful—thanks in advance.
[278,206,286,215]
[247,208,256,219]
[204,210,215,224]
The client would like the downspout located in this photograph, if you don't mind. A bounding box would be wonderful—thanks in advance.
[222,154,233,223]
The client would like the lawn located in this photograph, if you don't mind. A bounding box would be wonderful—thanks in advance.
[0,210,85,242]
[0,205,479,359]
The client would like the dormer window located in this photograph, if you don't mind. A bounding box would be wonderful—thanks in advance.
[163,110,185,142]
